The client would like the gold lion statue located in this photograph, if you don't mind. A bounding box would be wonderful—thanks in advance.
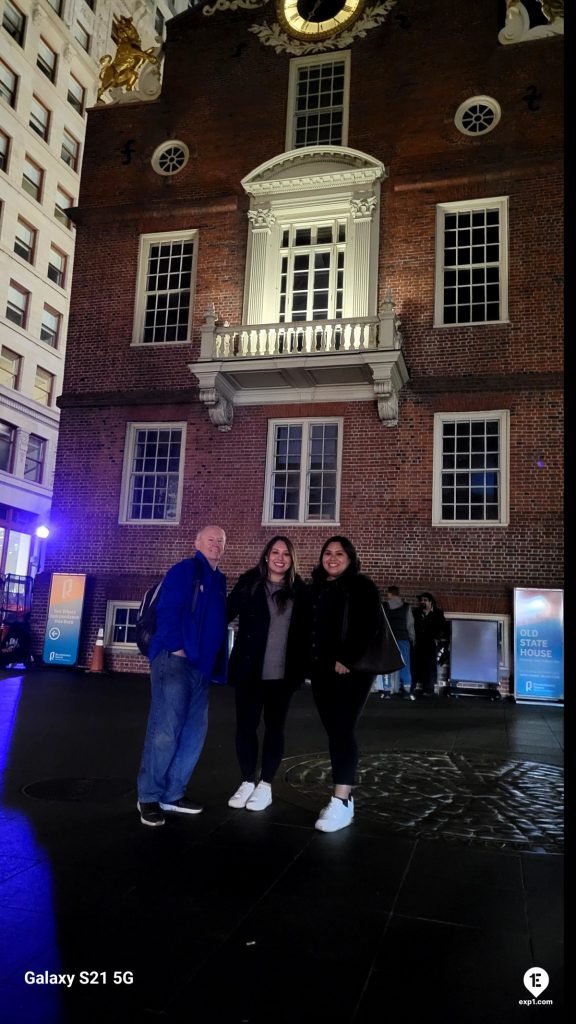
[97,17,159,102]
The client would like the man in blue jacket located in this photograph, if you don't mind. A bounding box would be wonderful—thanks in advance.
[137,525,227,827]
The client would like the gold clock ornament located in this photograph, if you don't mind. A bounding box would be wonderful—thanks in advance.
[276,0,365,41]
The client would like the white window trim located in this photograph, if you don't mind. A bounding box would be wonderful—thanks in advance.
[119,420,187,525]
[434,196,509,327]
[432,409,510,527]
[262,416,343,527]
[105,600,141,651]
[242,147,385,326]
[132,229,198,346]
[285,51,351,151]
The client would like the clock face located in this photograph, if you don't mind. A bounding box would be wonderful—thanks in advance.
[277,0,365,41]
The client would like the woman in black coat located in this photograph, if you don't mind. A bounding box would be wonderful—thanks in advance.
[226,536,305,812]
[304,535,381,833]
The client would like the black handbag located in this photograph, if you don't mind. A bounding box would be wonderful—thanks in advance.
[343,600,405,675]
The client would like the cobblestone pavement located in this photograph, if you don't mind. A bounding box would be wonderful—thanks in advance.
[277,750,564,853]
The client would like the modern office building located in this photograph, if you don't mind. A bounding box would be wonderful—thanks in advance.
[0,0,189,582]
[29,0,563,680]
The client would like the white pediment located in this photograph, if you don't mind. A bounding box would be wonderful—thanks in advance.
[242,146,387,196]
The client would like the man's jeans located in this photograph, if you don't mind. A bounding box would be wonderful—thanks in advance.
[391,639,412,693]
[137,650,210,803]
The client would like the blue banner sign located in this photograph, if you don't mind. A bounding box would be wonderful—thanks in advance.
[513,588,564,702]
[42,574,87,667]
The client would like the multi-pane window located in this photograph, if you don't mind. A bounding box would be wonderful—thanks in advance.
[289,56,348,149]
[22,156,43,201]
[74,23,90,52]
[40,305,61,347]
[106,603,139,647]
[0,346,21,389]
[24,434,46,482]
[279,223,345,324]
[14,219,37,263]
[6,282,29,327]
[139,234,195,343]
[433,411,509,526]
[435,198,508,326]
[265,419,341,524]
[33,367,54,406]
[67,75,86,115]
[0,421,15,473]
[0,129,10,171]
[37,38,57,83]
[122,425,185,523]
[61,129,80,170]
[47,246,67,287]
[54,186,73,225]
[0,59,18,106]
[29,96,51,140]
[2,2,26,46]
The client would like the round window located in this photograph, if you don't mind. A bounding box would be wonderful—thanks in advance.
[455,96,501,137]
[151,140,190,176]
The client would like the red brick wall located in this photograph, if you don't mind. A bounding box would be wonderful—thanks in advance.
[33,1,563,669]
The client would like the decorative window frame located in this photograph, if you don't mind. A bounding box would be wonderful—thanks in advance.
[262,416,343,527]
[119,421,187,526]
[104,600,141,651]
[454,95,501,137]
[286,51,351,151]
[434,196,509,327]
[151,140,190,176]
[432,409,510,527]
[132,229,198,346]
[242,146,386,326]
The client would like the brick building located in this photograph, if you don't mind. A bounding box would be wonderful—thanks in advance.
[30,0,564,679]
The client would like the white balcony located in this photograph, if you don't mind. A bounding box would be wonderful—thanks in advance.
[188,299,409,431]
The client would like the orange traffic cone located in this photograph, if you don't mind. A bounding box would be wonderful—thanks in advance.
[88,627,105,673]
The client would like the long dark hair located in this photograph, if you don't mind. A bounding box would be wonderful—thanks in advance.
[253,535,299,611]
[311,535,361,584]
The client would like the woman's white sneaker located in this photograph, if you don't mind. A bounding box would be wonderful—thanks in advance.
[245,782,272,811]
[314,796,354,833]
[228,781,255,808]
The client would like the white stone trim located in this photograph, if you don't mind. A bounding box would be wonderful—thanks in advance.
[262,415,343,526]
[131,229,198,346]
[118,420,187,525]
[432,410,510,527]
[434,196,509,328]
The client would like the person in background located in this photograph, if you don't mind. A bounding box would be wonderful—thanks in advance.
[303,536,381,833]
[412,591,449,697]
[383,586,416,699]
[136,525,228,827]
[226,536,306,812]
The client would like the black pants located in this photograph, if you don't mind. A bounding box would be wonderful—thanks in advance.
[234,678,295,783]
[311,672,374,786]
[412,644,438,694]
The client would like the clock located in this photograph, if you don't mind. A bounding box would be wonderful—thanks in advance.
[276,0,365,41]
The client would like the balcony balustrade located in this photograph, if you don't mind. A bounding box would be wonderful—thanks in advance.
[188,299,409,431]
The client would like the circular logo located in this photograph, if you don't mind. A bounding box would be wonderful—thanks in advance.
[48,627,61,640]
[523,968,549,995]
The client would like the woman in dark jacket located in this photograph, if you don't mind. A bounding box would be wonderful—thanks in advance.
[226,536,305,812]
[304,535,381,833]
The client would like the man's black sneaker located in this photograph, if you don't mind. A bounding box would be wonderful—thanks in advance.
[159,798,203,815]
[137,801,165,827]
